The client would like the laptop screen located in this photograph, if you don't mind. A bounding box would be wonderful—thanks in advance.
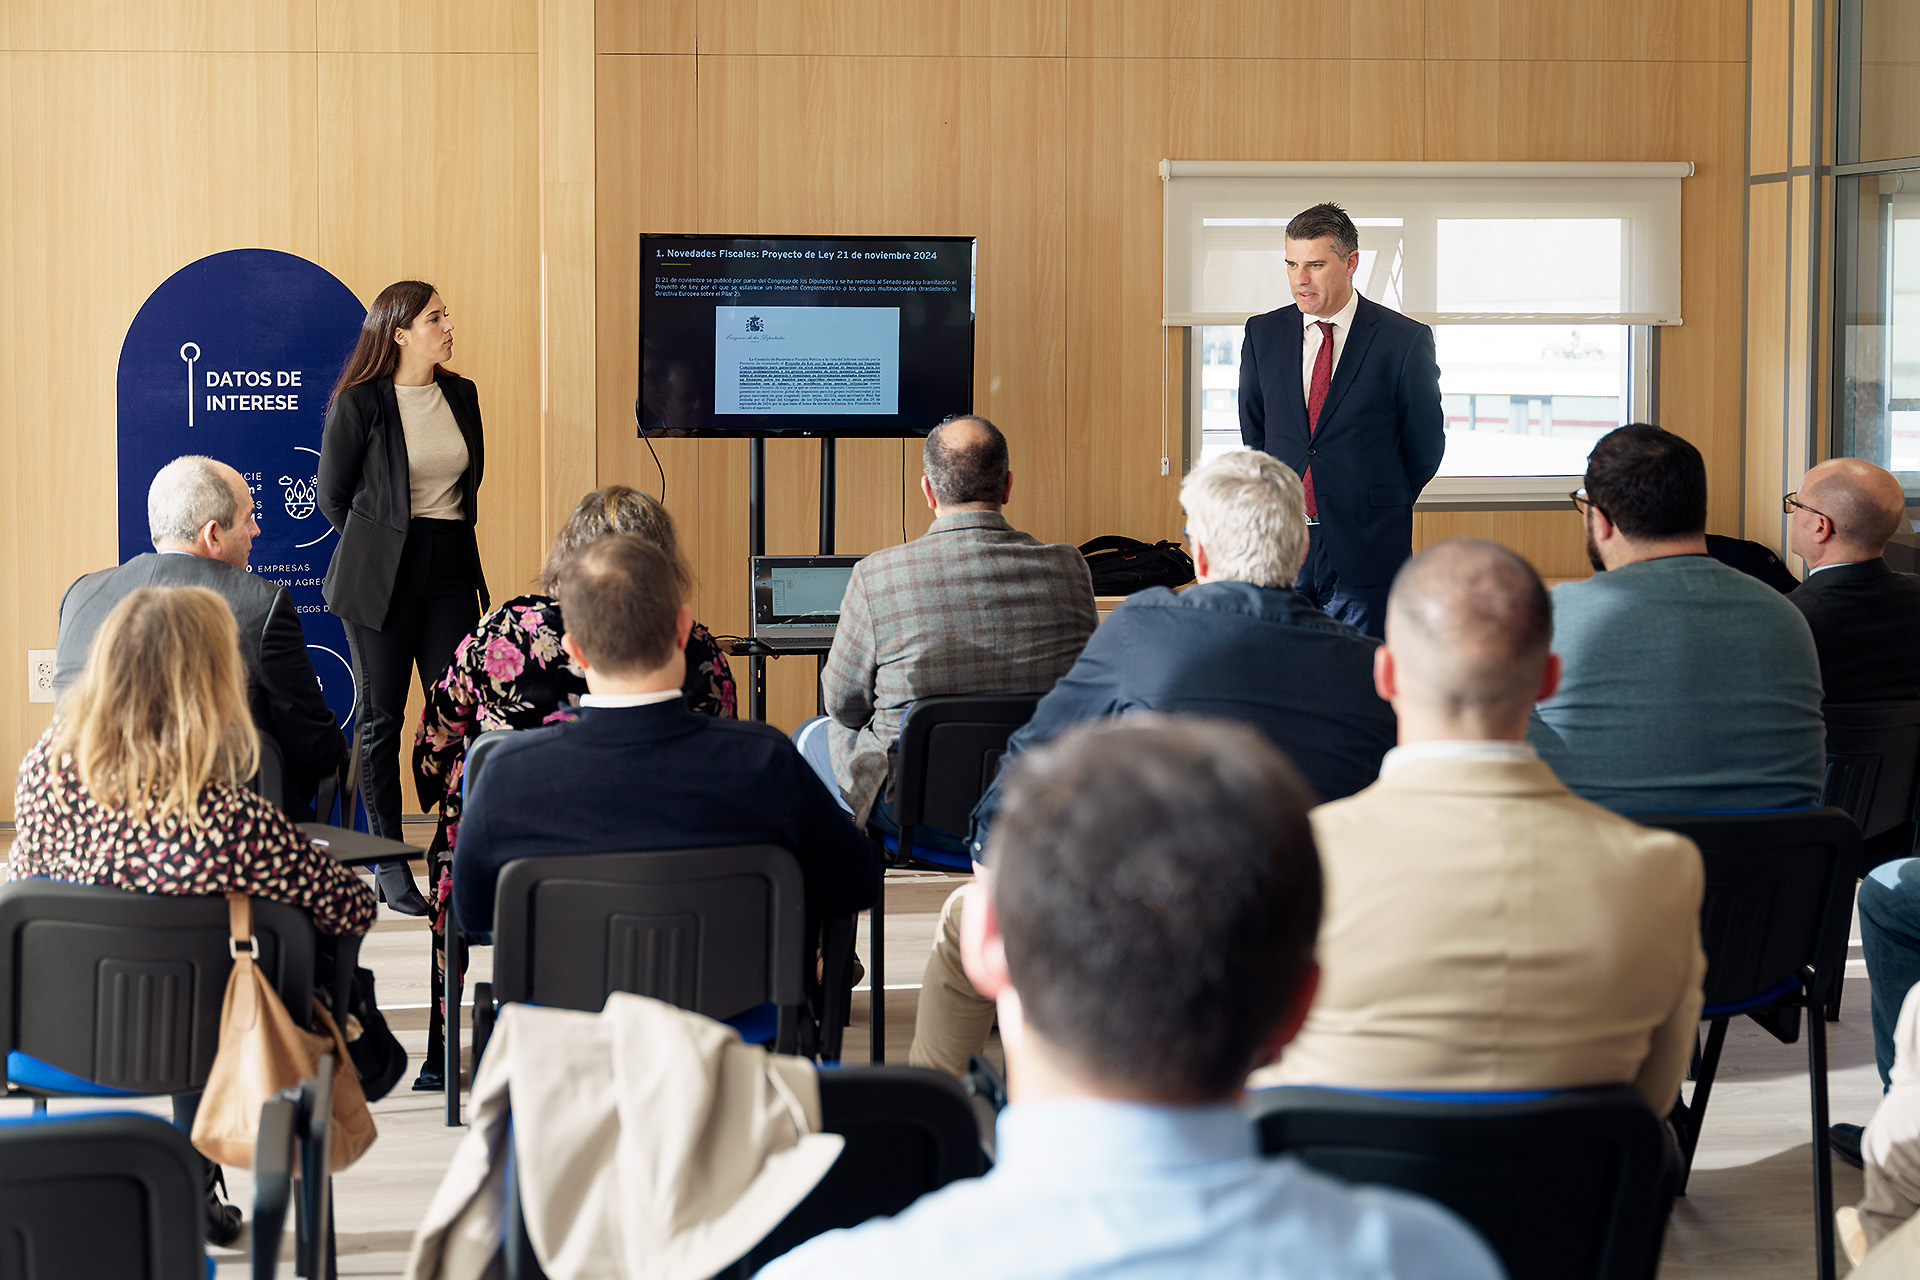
[751,555,863,645]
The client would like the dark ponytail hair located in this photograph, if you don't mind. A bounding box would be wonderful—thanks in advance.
[329,280,443,405]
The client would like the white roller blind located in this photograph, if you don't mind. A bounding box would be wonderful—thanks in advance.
[1161,160,1692,327]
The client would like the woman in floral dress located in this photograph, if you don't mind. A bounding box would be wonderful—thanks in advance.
[408,485,735,1088]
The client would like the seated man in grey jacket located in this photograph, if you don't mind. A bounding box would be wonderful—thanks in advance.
[1528,424,1825,815]
[912,449,1396,1076]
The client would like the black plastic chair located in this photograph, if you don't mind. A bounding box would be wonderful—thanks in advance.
[866,694,1041,1061]
[1632,807,1862,1280]
[471,846,813,1068]
[444,728,518,1126]
[1249,1084,1675,1280]
[0,1111,207,1279]
[0,880,324,1108]
[1821,699,1920,872]
[502,1065,989,1280]
[253,1054,338,1280]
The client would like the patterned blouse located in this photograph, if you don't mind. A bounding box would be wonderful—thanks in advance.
[9,728,376,937]
[411,593,736,881]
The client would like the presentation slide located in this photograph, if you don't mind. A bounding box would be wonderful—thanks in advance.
[764,567,853,620]
[714,305,900,415]
[639,234,974,437]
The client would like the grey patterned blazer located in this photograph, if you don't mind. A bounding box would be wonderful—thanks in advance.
[820,510,1098,825]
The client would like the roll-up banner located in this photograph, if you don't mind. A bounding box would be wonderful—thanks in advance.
[115,248,366,742]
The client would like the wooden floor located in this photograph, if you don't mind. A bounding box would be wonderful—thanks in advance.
[0,828,1886,1276]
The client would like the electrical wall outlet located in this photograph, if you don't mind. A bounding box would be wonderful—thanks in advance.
[27,650,55,703]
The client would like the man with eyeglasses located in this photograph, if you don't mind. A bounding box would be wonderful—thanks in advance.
[1527,423,1825,814]
[1784,457,1920,704]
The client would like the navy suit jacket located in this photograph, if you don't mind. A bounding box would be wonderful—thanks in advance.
[1239,294,1445,586]
[1789,558,1920,703]
[967,580,1397,855]
[452,701,882,937]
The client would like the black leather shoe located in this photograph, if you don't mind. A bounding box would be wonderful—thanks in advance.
[205,1164,243,1247]
[1832,1122,1865,1170]
[374,863,429,917]
[412,1063,446,1092]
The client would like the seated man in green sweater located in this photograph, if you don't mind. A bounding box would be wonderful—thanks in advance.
[1528,424,1825,814]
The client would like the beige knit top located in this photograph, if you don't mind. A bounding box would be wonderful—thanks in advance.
[394,380,469,520]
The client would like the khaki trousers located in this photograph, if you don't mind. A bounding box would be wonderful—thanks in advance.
[907,886,997,1075]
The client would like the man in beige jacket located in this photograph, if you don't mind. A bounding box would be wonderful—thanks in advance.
[1253,537,1706,1111]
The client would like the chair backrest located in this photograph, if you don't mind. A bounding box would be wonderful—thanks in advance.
[1631,807,1862,1011]
[1249,1085,1674,1280]
[464,727,519,808]
[490,846,806,1031]
[0,880,316,1095]
[731,1066,992,1274]
[0,1112,207,1279]
[249,729,287,814]
[892,694,1042,831]
[1821,699,1920,849]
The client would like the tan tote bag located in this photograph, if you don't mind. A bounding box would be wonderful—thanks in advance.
[190,892,377,1171]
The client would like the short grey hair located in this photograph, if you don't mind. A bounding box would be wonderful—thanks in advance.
[148,456,239,546]
[1179,451,1308,588]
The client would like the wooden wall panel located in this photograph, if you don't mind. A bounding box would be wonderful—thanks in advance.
[597,0,696,54]
[1744,181,1791,547]
[318,0,538,53]
[704,0,1065,56]
[1065,0,1423,60]
[0,50,323,820]
[1426,0,1745,63]
[1751,0,1792,174]
[317,53,544,605]
[1413,509,1591,581]
[541,0,599,538]
[0,1,315,51]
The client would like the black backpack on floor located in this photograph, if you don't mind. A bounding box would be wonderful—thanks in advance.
[1079,536,1195,596]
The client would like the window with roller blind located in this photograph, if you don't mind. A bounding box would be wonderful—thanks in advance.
[1163,162,1688,505]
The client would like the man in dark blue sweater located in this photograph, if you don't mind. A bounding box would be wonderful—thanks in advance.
[451,534,880,940]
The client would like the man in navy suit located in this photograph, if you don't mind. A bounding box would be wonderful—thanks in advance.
[1239,202,1445,638]
[452,533,880,940]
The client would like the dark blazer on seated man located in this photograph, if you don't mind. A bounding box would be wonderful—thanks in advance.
[57,457,345,816]
[452,698,882,939]
[1784,457,1920,704]
[967,451,1396,852]
[1791,559,1920,703]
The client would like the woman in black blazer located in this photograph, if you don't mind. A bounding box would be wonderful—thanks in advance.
[320,280,489,913]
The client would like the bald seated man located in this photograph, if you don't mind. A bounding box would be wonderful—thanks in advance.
[54,455,346,818]
[1252,538,1706,1113]
[1787,456,1920,704]
[798,415,1097,853]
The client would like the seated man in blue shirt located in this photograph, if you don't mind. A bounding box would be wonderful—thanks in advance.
[1528,423,1825,814]
[451,534,880,940]
[760,716,1501,1280]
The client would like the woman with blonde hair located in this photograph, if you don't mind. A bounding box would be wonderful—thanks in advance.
[408,484,734,1089]
[9,585,375,1243]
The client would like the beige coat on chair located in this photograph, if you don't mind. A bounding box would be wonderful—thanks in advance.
[406,993,843,1280]
[1252,755,1706,1110]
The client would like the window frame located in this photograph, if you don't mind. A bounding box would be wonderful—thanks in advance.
[1184,323,1658,509]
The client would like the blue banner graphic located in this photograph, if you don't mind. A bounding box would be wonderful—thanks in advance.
[116,248,366,739]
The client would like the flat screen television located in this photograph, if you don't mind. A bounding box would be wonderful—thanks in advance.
[638,233,976,438]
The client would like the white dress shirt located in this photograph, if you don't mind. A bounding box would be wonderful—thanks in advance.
[1300,286,1363,413]
[1378,738,1540,779]
[578,689,682,709]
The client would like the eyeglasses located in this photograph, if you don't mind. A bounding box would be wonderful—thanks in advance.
[1569,488,1595,516]
[1782,492,1835,528]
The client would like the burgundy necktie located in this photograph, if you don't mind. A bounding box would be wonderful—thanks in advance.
[1304,320,1334,519]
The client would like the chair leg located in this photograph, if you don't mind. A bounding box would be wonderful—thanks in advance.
[1808,993,1837,1280]
[445,928,464,1127]
[1679,1017,1730,1192]
[870,890,886,1064]
[30,1096,45,1116]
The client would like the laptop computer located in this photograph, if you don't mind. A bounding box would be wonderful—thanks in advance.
[750,554,864,652]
